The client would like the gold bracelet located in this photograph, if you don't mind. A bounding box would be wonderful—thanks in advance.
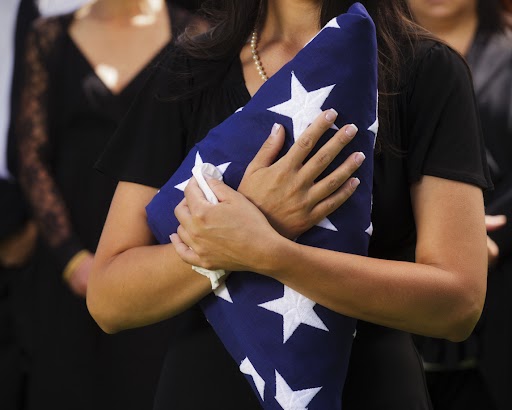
[62,250,89,282]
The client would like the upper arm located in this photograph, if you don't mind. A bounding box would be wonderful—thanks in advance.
[411,176,487,304]
[94,181,158,265]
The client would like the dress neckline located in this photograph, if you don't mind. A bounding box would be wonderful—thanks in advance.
[62,3,175,97]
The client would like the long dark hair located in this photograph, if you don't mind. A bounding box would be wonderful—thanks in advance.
[174,1,432,151]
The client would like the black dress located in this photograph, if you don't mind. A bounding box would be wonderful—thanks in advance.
[15,5,195,410]
[97,40,491,409]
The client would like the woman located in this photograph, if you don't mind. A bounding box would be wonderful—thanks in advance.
[16,1,200,409]
[89,1,490,408]
[408,0,512,408]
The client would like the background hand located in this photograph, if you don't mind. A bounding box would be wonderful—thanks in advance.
[485,215,506,266]
[0,220,37,268]
[238,110,363,239]
[66,251,94,298]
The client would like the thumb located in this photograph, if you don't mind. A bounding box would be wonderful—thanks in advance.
[245,123,285,175]
[205,175,239,203]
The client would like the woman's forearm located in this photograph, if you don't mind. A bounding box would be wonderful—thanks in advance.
[88,243,211,333]
[260,177,488,342]
[87,182,213,334]
[263,237,483,342]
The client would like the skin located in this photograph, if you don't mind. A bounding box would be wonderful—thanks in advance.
[408,0,479,55]
[88,0,488,342]
[70,0,170,95]
[0,221,37,269]
[408,0,507,264]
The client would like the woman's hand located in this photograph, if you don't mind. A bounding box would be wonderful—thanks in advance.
[172,177,281,272]
[238,109,364,239]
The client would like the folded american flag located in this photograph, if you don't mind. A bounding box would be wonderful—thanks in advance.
[146,3,377,408]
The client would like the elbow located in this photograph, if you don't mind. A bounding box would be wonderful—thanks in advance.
[86,291,122,334]
[443,277,486,343]
[86,270,126,334]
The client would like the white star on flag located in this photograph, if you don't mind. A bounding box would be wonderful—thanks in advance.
[365,195,374,236]
[368,92,379,148]
[240,358,265,400]
[304,17,341,47]
[259,285,329,343]
[275,371,322,410]
[268,71,338,141]
[174,152,231,192]
[214,282,233,303]
[268,72,339,232]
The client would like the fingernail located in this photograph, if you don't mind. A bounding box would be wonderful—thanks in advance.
[355,152,366,166]
[271,123,281,136]
[325,108,338,122]
[345,124,358,139]
[351,178,361,189]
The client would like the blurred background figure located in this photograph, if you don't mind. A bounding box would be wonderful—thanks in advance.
[12,1,204,409]
[1,2,41,410]
[408,1,512,409]
[0,0,37,410]
[502,0,512,26]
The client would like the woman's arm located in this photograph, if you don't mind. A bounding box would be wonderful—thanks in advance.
[173,169,487,343]
[87,181,213,333]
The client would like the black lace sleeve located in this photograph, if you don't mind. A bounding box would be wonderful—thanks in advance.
[17,18,84,273]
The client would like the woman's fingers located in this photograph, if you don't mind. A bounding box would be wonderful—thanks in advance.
[300,123,359,183]
[310,177,361,223]
[309,150,365,203]
[174,198,191,225]
[244,123,286,176]
[285,109,339,168]
[170,232,202,266]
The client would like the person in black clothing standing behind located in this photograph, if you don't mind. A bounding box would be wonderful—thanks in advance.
[15,1,203,409]
[1,1,39,408]
[409,1,512,409]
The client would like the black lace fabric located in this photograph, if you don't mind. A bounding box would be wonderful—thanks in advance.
[17,18,83,272]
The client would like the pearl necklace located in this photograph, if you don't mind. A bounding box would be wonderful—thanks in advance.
[250,30,268,82]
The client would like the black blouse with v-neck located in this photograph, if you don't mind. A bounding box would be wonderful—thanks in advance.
[97,39,492,409]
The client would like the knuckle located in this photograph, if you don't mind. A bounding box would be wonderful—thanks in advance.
[324,198,338,213]
[298,133,314,150]
[327,176,342,191]
[318,152,332,166]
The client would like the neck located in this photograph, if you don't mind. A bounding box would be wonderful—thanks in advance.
[415,10,479,56]
[89,0,164,20]
[261,0,322,46]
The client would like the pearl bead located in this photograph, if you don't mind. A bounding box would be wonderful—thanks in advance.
[250,30,268,82]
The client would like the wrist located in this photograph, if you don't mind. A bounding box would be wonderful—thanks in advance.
[256,233,298,280]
